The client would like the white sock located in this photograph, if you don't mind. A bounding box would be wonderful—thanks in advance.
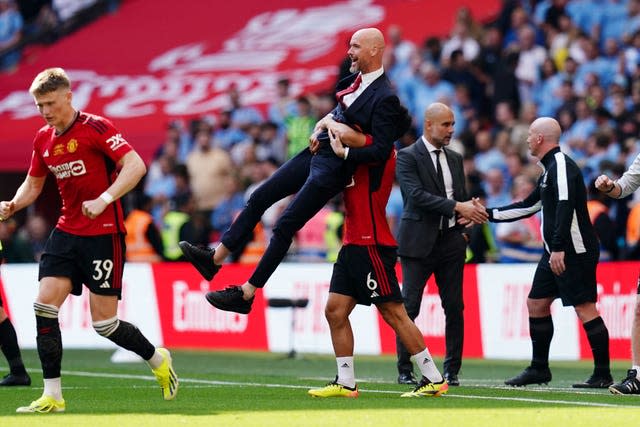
[632,365,640,379]
[412,348,443,383]
[147,350,164,369]
[43,377,63,401]
[336,356,356,388]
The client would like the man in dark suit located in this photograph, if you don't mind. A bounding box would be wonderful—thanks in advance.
[179,28,411,314]
[395,103,487,386]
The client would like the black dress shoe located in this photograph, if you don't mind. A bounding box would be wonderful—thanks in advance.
[572,373,613,388]
[0,372,31,386]
[444,372,460,386]
[505,366,552,386]
[205,286,254,314]
[179,241,220,281]
[397,372,418,385]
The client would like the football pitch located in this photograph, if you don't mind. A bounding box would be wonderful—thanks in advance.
[1,350,639,426]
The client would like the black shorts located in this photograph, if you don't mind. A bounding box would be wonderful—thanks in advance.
[39,228,125,298]
[330,244,403,306]
[529,252,598,306]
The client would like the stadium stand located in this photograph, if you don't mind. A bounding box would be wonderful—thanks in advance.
[1,0,639,263]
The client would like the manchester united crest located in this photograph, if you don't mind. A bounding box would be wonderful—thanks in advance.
[67,139,78,153]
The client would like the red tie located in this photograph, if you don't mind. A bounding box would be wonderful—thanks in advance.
[336,74,362,106]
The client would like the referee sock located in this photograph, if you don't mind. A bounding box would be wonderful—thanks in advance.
[34,302,62,379]
[336,356,356,388]
[412,348,443,383]
[529,315,553,369]
[0,317,27,375]
[583,316,611,376]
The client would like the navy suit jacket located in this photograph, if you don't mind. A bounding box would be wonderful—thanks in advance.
[334,72,410,165]
[312,72,410,189]
[396,139,468,258]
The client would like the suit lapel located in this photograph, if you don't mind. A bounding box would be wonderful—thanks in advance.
[345,73,387,114]
[416,140,444,194]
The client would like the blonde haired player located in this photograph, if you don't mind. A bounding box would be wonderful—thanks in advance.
[0,68,177,413]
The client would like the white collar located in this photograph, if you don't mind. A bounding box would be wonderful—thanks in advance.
[360,67,384,86]
[422,136,442,154]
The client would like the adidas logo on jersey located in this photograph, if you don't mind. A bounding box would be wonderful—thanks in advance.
[100,282,110,288]
[370,291,379,298]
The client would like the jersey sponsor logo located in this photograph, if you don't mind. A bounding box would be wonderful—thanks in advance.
[53,143,66,156]
[106,133,128,151]
[67,139,78,153]
[48,160,87,179]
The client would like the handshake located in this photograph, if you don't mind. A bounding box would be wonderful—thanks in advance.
[455,197,489,226]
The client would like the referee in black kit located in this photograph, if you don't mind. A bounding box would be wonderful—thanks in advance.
[484,117,612,388]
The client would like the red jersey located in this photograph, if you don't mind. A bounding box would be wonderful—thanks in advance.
[343,149,397,246]
[28,112,132,236]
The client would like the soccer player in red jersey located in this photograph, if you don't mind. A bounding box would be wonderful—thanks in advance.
[307,129,448,398]
[0,68,177,413]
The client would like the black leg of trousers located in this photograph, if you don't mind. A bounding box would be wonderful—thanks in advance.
[396,233,466,375]
[249,180,342,287]
[433,232,466,375]
[221,149,312,252]
[396,257,432,374]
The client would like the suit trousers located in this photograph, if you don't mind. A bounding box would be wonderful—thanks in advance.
[220,148,352,287]
[396,229,466,376]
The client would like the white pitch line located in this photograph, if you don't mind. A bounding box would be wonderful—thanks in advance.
[445,393,639,408]
[59,370,640,409]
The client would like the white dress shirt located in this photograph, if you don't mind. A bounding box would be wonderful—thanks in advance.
[341,67,384,160]
[423,136,455,228]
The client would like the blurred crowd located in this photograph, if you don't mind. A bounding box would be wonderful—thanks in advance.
[2,0,640,265]
[0,0,119,72]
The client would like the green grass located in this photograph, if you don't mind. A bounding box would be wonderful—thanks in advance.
[1,350,639,426]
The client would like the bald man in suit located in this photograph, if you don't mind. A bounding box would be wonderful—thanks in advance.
[395,103,487,386]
